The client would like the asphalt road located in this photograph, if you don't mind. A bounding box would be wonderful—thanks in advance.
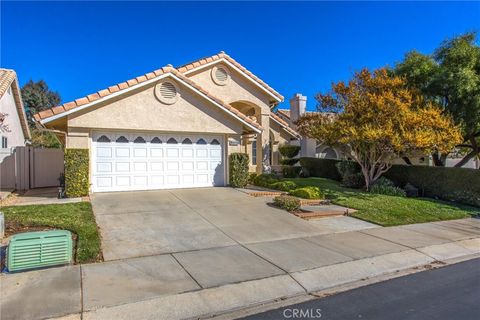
[239,258,480,320]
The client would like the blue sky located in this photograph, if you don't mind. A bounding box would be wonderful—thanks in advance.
[1,1,479,111]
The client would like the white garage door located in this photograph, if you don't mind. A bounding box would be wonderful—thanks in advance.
[92,132,224,192]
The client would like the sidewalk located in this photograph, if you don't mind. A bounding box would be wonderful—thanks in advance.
[1,218,479,320]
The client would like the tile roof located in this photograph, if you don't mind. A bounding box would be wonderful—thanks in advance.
[177,51,284,102]
[270,112,300,138]
[33,65,262,132]
[0,68,31,139]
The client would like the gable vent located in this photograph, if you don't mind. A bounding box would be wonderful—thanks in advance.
[215,68,228,82]
[159,82,177,99]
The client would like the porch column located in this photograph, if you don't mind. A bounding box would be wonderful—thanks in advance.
[256,113,270,174]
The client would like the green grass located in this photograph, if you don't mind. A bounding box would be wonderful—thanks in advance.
[2,202,101,263]
[284,177,479,226]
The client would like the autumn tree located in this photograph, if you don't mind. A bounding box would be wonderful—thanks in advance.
[395,33,480,167]
[296,68,462,190]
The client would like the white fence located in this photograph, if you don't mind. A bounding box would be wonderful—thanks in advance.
[0,146,64,190]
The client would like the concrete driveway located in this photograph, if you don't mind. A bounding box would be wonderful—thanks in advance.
[91,187,327,260]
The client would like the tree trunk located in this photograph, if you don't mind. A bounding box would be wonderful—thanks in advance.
[432,152,446,166]
[402,157,412,165]
[454,137,479,168]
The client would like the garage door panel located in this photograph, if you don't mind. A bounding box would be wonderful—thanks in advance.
[93,133,224,192]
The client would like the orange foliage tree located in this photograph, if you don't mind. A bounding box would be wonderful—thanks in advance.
[296,68,462,190]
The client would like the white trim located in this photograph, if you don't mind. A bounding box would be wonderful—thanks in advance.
[40,73,261,134]
[183,58,282,103]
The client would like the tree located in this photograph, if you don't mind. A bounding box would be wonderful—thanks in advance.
[395,32,480,167]
[21,80,61,124]
[296,68,462,190]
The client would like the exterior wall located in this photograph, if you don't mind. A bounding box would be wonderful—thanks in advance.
[0,85,26,149]
[67,80,244,135]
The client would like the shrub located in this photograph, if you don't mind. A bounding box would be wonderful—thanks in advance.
[299,157,342,181]
[248,172,258,184]
[253,173,278,188]
[342,172,365,189]
[273,195,301,211]
[385,164,480,207]
[278,144,301,159]
[65,149,89,197]
[280,158,299,166]
[290,186,325,199]
[404,183,419,197]
[372,177,395,187]
[370,184,406,197]
[269,181,298,192]
[282,166,301,178]
[229,153,250,188]
[336,160,361,177]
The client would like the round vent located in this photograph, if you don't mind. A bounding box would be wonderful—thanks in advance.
[156,81,178,104]
[211,66,230,85]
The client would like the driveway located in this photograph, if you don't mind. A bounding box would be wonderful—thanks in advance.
[91,187,327,260]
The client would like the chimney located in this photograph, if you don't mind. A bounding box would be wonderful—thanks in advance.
[289,93,307,125]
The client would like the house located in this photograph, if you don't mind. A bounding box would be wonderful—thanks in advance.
[34,52,300,192]
[0,69,31,153]
[0,69,31,190]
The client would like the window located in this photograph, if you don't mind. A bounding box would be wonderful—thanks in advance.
[134,137,146,143]
[196,138,207,145]
[210,139,220,145]
[151,137,162,144]
[167,138,177,144]
[1,136,7,148]
[97,135,111,142]
[182,138,192,144]
[116,136,129,143]
[252,140,257,165]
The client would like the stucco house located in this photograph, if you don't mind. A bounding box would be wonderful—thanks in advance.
[0,69,31,154]
[34,52,300,192]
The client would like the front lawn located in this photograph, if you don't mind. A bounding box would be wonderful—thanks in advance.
[2,202,101,263]
[284,177,478,226]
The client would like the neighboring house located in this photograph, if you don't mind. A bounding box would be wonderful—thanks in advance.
[277,93,429,166]
[0,69,31,189]
[0,69,31,154]
[34,52,300,192]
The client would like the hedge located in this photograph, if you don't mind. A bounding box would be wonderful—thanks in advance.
[299,157,342,181]
[229,153,249,188]
[384,165,480,207]
[300,157,480,207]
[65,149,90,197]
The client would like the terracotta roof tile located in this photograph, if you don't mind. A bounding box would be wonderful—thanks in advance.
[108,85,120,93]
[64,101,77,110]
[270,112,300,138]
[145,72,156,79]
[118,82,129,90]
[98,89,110,97]
[87,93,100,102]
[127,79,138,86]
[136,75,147,83]
[75,97,89,106]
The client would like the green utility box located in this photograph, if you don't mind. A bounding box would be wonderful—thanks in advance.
[7,230,73,272]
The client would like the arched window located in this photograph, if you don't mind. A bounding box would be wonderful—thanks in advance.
[182,138,192,144]
[116,136,129,143]
[196,138,207,145]
[167,138,178,144]
[315,145,338,159]
[210,139,220,145]
[151,137,162,144]
[97,135,111,142]
[134,137,146,143]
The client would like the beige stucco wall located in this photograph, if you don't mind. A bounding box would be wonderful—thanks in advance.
[0,86,26,148]
[67,79,244,138]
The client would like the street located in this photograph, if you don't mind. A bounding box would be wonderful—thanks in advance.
[239,258,480,320]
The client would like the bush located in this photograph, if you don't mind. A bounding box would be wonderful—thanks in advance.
[342,172,365,189]
[253,173,278,188]
[229,153,250,188]
[280,158,299,166]
[370,184,406,197]
[372,177,395,187]
[278,144,301,159]
[282,166,301,178]
[248,172,258,184]
[385,165,480,207]
[299,157,342,181]
[269,181,298,192]
[336,160,361,177]
[65,149,89,197]
[273,195,301,211]
[290,186,325,199]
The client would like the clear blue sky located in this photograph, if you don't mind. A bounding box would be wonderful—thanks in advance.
[1,1,479,111]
